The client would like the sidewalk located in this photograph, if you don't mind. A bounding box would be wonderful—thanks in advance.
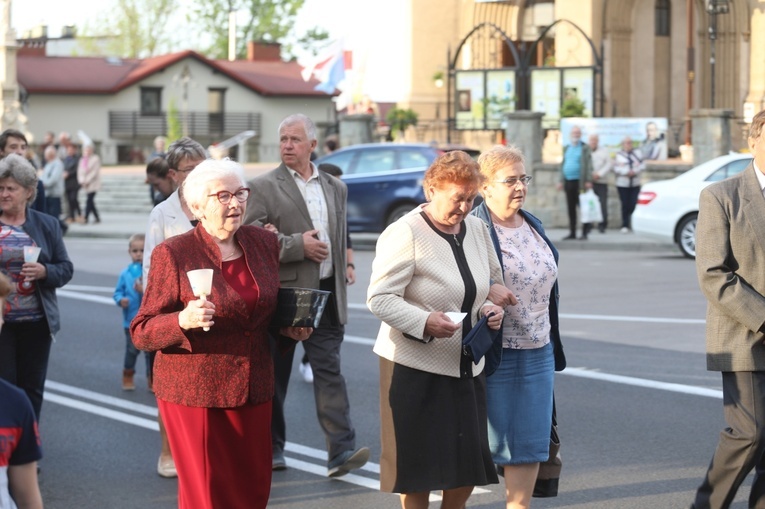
[64,212,678,253]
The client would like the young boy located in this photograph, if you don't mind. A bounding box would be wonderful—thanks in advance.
[0,271,44,509]
[114,234,147,391]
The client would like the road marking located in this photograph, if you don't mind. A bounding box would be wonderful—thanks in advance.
[61,290,705,327]
[348,303,705,325]
[64,284,114,293]
[58,289,114,305]
[45,380,158,416]
[44,392,159,431]
[562,367,722,398]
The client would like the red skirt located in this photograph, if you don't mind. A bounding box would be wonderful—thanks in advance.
[157,398,272,509]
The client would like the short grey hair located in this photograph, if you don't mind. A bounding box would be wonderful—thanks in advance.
[167,137,207,171]
[477,145,526,181]
[278,114,317,141]
[0,154,38,204]
[182,158,246,218]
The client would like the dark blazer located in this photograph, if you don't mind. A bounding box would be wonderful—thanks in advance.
[244,163,349,324]
[1,208,73,335]
[696,164,765,372]
[471,201,566,375]
[131,224,281,408]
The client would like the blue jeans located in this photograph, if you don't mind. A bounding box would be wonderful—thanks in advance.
[124,328,149,374]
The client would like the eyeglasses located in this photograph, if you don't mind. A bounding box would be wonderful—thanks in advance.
[493,176,532,186]
[208,187,250,204]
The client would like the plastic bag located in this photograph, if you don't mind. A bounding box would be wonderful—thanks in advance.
[579,189,603,224]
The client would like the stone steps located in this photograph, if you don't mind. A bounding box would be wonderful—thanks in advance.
[93,175,154,215]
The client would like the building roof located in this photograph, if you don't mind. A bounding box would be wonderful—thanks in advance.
[17,50,336,97]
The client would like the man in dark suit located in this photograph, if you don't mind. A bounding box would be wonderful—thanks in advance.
[692,109,765,508]
[244,113,369,478]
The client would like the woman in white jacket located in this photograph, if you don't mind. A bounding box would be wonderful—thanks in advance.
[368,150,513,509]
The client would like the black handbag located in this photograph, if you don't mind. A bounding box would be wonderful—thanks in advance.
[533,401,561,498]
[461,312,501,364]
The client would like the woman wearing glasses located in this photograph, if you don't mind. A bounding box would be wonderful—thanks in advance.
[132,158,311,509]
[471,145,566,509]
[368,150,513,508]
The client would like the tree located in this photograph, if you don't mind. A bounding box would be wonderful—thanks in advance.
[189,0,328,60]
[77,0,175,58]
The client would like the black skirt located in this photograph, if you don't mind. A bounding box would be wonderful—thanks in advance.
[378,357,498,493]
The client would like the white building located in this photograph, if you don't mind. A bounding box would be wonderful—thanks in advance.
[17,42,337,164]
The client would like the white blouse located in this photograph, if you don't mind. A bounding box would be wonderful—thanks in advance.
[494,219,557,349]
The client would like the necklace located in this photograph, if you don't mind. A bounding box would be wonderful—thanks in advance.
[222,246,239,260]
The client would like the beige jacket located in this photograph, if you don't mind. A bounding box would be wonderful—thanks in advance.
[367,207,502,378]
[696,164,765,371]
[76,154,101,193]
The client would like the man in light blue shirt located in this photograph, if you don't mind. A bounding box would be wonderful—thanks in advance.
[557,126,593,240]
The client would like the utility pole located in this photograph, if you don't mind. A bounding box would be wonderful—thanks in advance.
[706,0,730,109]
[685,0,694,145]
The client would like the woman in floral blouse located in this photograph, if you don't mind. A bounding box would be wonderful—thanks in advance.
[471,145,566,509]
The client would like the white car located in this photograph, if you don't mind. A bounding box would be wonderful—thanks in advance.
[632,152,752,258]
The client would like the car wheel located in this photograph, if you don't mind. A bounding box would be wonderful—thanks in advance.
[677,213,697,259]
[386,204,416,227]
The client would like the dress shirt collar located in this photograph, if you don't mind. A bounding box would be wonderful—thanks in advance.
[286,163,319,183]
[753,161,765,197]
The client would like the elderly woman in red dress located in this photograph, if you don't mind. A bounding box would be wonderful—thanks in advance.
[131,158,311,509]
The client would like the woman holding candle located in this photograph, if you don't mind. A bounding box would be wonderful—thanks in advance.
[0,153,73,421]
[131,158,311,509]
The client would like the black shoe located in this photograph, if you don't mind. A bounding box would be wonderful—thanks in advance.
[579,235,588,240]
[327,447,370,478]
[562,234,576,240]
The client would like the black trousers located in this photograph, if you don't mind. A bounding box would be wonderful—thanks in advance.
[84,191,99,222]
[563,179,580,236]
[693,371,765,508]
[0,320,52,421]
[617,186,640,229]
[271,277,356,462]
[593,182,609,232]
[65,187,81,219]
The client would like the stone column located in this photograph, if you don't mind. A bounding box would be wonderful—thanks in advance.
[504,111,544,165]
[690,109,734,165]
[339,114,375,148]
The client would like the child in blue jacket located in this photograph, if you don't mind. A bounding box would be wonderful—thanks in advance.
[114,234,147,390]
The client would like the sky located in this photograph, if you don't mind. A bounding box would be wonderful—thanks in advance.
[10,0,406,102]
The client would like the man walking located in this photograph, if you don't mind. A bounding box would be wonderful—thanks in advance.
[589,133,612,233]
[691,109,765,508]
[244,113,369,478]
[557,126,593,240]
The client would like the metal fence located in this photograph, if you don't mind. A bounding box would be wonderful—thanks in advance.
[109,111,262,139]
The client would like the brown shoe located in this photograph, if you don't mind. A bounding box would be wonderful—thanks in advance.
[122,369,136,391]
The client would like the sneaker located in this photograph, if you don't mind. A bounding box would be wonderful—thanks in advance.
[157,455,177,478]
[620,227,630,234]
[272,450,287,471]
[299,361,313,383]
[327,447,370,478]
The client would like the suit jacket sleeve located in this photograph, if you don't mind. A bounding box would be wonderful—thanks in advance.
[245,178,306,264]
[696,186,765,333]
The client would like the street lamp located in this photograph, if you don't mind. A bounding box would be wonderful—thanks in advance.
[706,0,729,108]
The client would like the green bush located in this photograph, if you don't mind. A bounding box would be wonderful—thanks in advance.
[560,96,586,118]
[386,107,418,138]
